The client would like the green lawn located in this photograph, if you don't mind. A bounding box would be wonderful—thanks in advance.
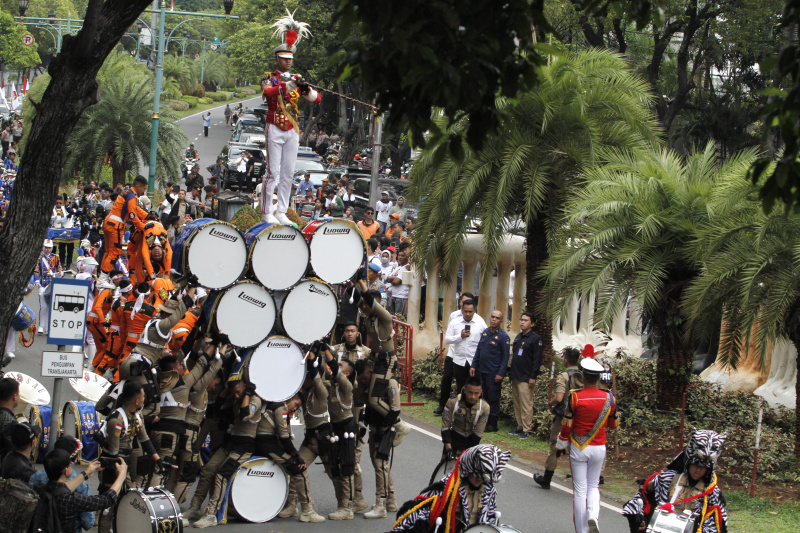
[171,86,263,119]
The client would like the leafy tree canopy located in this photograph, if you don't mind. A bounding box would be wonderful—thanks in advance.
[0,11,41,69]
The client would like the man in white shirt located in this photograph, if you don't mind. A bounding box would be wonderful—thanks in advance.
[374,191,393,234]
[435,300,486,415]
[386,247,411,316]
[447,292,476,325]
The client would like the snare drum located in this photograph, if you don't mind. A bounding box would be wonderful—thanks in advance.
[227,457,289,523]
[27,404,57,463]
[646,509,697,533]
[11,302,36,331]
[69,370,112,402]
[245,222,309,290]
[171,218,247,290]
[203,281,276,348]
[61,401,100,464]
[465,525,523,532]
[114,487,183,533]
[302,219,366,284]
[273,278,338,345]
[244,336,306,402]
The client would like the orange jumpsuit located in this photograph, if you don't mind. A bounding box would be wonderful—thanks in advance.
[88,287,114,368]
[102,191,148,273]
[168,305,203,354]
[127,228,145,283]
[113,298,159,381]
[93,292,133,375]
[141,222,173,280]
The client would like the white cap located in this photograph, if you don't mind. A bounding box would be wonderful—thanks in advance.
[43,239,53,248]
[83,257,98,267]
[580,358,605,375]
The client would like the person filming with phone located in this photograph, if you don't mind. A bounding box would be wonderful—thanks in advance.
[441,300,487,409]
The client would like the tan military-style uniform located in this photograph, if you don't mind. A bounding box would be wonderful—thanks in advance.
[327,366,357,504]
[330,342,371,363]
[367,378,401,501]
[364,299,397,419]
[545,365,583,471]
[441,394,490,455]
[293,372,336,500]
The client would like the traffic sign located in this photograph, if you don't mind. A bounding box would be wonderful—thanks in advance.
[46,278,92,346]
[194,53,200,59]
[210,44,218,51]
[41,351,83,378]
[22,33,34,46]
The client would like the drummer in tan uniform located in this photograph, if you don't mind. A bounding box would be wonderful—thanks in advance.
[322,347,358,520]
[328,322,371,513]
[441,376,489,458]
[192,379,261,529]
[98,381,164,533]
[175,344,224,508]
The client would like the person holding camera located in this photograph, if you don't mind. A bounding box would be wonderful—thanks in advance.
[97,381,163,533]
[191,379,262,529]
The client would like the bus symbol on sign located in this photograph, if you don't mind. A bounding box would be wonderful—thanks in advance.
[22,33,34,46]
[53,295,85,314]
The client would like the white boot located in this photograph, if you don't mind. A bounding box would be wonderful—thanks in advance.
[328,500,354,520]
[299,502,325,523]
[262,212,279,224]
[364,498,386,519]
[275,212,293,226]
[351,492,369,513]
[182,503,204,521]
[192,513,217,529]
[278,495,298,518]
[386,492,399,512]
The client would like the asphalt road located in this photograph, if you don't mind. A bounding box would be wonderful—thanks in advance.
[9,284,629,533]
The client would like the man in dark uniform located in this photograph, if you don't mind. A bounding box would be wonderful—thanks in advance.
[508,312,543,439]
[535,347,583,489]
[469,310,511,433]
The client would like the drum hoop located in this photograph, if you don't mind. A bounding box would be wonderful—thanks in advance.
[180,219,245,286]
[113,488,181,531]
[230,456,289,522]
[245,336,305,402]
[209,281,276,347]
[247,223,308,265]
[279,278,339,343]
[305,219,368,283]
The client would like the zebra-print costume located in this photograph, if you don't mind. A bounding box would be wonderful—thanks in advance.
[622,428,728,533]
[391,445,511,532]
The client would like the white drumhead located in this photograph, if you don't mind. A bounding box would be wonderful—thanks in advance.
[280,280,338,345]
[115,491,156,533]
[214,282,276,348]
[250,225,309,290]
[230,457,289,523]
[307,219,365,284]
[187,222,247,289]
[5,372,50,406]
[247,337,306,402]
[69,371,111,402]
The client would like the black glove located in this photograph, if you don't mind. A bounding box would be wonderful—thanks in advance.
[244,382,257,397]
[298,83,310,95]
[445,449,456,461]
[155,458,167,474]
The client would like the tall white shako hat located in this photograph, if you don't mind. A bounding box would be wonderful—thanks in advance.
[271,9,312,59]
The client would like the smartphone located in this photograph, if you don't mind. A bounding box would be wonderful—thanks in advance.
[464,324,471,332]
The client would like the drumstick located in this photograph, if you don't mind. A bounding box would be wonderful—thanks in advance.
[433,517,443,533]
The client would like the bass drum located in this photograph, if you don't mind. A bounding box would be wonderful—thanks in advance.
[465,526,523,532]
[69,370,111,402]
[273,278,338,345]
[203,281,276,348]
[244,222,309,290]
[302,219,366,284]
[27,404,57,464]
[229,457,289,523]
[114,487,183,533]
[61,401,100,464]
[171,218,247,290]
[244,336,306,402]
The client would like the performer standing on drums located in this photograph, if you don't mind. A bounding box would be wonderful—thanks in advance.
[356,359,406,519]
[441,376,489,460]
[97,382,164,533]
[391,444,512,532]
[260,10,322,225]
[88,272,122,370]
[174,343,224,508]
[623,428,728,533]
[556,358,619,533]
[192,379,262,529]
[100,176,148,285]
[323,347,358,520]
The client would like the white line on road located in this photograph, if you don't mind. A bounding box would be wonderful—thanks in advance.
[405,421,625,513]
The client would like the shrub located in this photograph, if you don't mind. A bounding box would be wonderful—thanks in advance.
[240,87,257,95]
[193,83,205,97]
[167,100,189,111]
[207,91,231,102]
[198,97,213,104]
[180,96,198,108]
[229,204,260,233]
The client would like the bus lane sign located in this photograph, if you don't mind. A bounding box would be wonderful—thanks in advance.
[47,278,92,346]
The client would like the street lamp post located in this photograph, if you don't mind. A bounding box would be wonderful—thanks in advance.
[200,34,206,85]
[17,0,28,18]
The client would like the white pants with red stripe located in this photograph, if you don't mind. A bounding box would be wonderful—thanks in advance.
[569,443,605,533]
[262,123,299,215]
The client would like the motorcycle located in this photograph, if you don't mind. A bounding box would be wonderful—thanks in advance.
[181,157,199,178]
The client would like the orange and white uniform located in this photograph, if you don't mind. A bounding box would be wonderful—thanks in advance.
[88,287,114,368]
[168,305,203,354]
[102,191,147,273]
[94,290,134,375]
[141,221,173,280]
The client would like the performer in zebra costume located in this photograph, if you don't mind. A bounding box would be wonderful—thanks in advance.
[622,428,729,533]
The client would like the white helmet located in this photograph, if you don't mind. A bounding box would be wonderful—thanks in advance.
[82,256,98,267]
[43,239,54,248]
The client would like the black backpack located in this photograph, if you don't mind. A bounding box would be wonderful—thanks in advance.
[29,483,69,533]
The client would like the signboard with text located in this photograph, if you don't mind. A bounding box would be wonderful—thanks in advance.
[46,278,92,346]
[41,351,83,378]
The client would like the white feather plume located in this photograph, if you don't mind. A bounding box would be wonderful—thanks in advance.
[271,8,312,45]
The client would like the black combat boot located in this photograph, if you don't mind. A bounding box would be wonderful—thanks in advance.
[534,469,554,489]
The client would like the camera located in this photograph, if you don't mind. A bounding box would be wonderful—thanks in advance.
[100,457,118,470]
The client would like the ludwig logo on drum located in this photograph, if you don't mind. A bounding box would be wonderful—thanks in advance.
[238,291,267,308]
[129,499,147,514]
[322,227,350,235]
[267,232,296,241]
[266,341,291,348]
[209,228,238,242]
[246,469,275,478]
[308,284,328,296]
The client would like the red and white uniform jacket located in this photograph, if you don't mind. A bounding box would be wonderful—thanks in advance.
[262,70,321,132]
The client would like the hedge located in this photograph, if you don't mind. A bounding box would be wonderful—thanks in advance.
[207,91,232,102]
[198,97,213,104]
[180,96,199,108]
[167,100,190,111]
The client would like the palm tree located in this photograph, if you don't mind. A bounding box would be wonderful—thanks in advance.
[63,74,186,186]
[163,54,197,95]
[542,144,759,408]
[684,163,800,456]
[192,53,230,88]
[408,48,661,357]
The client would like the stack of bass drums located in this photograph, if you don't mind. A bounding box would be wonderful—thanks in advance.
[172,217,366,404]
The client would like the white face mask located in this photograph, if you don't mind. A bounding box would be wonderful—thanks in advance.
[381,256,390,266]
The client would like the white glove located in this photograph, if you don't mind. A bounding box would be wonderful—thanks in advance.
[283,79,297,92]
[556,435,569,451]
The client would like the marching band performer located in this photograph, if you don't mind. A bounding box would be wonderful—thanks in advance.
[35,239,62,336]
[260,9,321,225]
[100,176,148,284]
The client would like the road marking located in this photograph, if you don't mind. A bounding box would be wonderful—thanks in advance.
[405,421,625,513]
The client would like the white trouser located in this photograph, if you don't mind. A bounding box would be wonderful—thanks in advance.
[569,444,605,533]
[38,287,50,334]
[262,123,299,215]
[5,326,15,354]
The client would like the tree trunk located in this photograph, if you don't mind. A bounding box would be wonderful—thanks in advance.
[0,0,154,354]
[111,161,127,188]
[788,333,800,459]
[655,319,693,410]
[525,213,553,361]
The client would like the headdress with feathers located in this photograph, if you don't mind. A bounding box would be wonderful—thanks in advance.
[271,9,312,53]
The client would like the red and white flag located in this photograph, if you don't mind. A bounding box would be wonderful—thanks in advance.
[22,77,28,95]
[170,0,174,10]
[10,82,21,110]
[0,84,8,110]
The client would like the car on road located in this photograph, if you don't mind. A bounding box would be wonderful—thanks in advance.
[231,114,264,142]
[219,143,267,193]
[294,157,325,174]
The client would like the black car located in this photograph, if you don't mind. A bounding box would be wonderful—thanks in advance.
[219,143,267,193]
[231,114,264,142]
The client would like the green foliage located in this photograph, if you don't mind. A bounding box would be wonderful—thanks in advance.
[206,91,232,102]
[193,83,205,97]
[0,12,41,69]
[226,23,274,83]
[167,99,190,111]
[197,97,213,104]
[181,96,199,108]
[229,204,261,233]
